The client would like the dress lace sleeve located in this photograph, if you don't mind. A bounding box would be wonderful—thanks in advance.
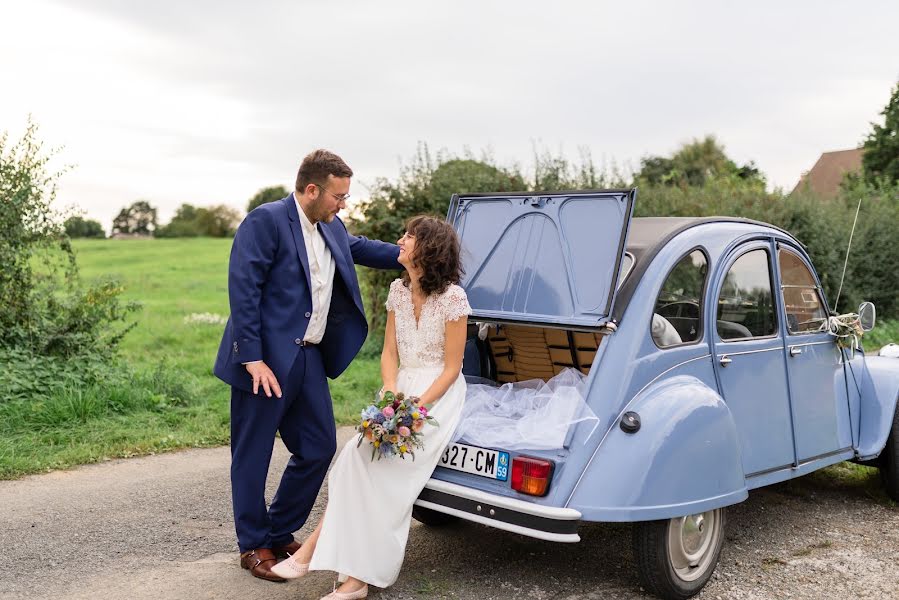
[438,284,472,322]
[385,279,404,312]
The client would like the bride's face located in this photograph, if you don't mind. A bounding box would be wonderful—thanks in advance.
[397,231,417,268]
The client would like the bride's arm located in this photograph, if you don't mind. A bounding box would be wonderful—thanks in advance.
[416,316,467,407]
[380,310,399,396]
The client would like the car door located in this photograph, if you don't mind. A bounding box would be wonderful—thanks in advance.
[777,245,852,461]
[712,241,795,477]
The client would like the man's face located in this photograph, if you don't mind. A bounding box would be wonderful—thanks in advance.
[308,175,350,223]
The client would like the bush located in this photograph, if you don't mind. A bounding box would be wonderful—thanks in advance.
[0,121,140,400]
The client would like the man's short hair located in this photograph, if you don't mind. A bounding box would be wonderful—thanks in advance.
[296,150,353,192]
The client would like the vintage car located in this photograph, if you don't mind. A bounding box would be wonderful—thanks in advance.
[412,189,899,600]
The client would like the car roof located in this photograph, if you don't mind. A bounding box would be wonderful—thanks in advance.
[612,216,796,323]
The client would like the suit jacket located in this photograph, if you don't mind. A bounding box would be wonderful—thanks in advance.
[213,196,401,393]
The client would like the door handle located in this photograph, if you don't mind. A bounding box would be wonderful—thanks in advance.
[719,355,732,367]
[789,346,803,357]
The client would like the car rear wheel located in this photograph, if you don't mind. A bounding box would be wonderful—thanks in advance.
[412,505,459,527]
[880,407,899,501]
[632,508,726,600]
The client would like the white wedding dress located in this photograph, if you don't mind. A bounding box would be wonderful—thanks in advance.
[308,279,471,588]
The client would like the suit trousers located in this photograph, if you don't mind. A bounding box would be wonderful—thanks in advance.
[230,345,337,552]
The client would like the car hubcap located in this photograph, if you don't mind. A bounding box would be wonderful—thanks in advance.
[667,509,720,582]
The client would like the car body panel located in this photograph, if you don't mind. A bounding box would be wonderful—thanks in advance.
[856,355,899,459]
[566,375,748,521]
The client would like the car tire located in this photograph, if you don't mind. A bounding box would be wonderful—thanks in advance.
[412,505,459,527]
[880,407,899,502]
[632,508,726,600]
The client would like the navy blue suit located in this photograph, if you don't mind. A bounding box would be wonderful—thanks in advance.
[213,196,400,552]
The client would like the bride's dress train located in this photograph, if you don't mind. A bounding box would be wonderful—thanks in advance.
[308,279,471,587]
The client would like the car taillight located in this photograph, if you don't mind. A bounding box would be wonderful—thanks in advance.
[510,456,554,497]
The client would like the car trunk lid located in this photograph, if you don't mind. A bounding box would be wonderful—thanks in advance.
[447,189,636,329]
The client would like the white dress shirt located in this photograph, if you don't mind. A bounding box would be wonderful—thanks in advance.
[295,193,336,344]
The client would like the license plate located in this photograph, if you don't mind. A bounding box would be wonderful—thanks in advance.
[439,442,509,481]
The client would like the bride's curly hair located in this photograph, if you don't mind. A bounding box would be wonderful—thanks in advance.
[401,216,464,296]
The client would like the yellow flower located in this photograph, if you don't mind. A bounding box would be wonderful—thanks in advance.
[362,420,370,428]
[399,445,408,453]
[373,441,381,448]
[411,411,420,419]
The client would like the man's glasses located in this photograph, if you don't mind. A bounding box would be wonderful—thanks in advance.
[315,184,350,202]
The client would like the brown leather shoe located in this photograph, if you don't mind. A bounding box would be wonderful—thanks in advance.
[240,548,285,582]
[272,540,302,559]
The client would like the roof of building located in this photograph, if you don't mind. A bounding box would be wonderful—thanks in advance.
[791,148,863,198]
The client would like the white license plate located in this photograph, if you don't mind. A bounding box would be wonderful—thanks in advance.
[439,442,509,481]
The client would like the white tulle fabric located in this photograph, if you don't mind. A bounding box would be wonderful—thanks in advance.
[308,280,471,588]
[453,368,599,451]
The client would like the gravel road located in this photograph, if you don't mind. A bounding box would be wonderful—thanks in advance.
[2,428,898,600]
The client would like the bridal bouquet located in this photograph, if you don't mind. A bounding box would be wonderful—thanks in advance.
[356,391,439,461]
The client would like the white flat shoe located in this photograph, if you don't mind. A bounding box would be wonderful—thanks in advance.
[320,583,368,599]
[269,554,309,580]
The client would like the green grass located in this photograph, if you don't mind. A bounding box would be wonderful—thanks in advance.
[866,318,899,353]
[0,238,380,479]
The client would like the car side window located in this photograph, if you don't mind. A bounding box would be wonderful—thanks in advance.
[653,250,708,347]
[778,248,827,334]
[717,249,777,340]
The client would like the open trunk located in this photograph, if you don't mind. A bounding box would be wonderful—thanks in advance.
[416,189,636,541]
[427,190,634,487]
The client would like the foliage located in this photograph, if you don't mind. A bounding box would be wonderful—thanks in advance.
[0,121,140,397]
[865,318,899,352]
[112,199,158,235]
[63,215,105,238]
[247,185,289,213]
[635,135,765,189]
[156,203,242,238]
[354,144,898,334]
[862,81,899,186]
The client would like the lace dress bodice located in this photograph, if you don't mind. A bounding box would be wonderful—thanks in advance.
[385,279,472,369]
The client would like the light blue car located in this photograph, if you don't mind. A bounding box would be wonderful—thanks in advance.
[413,189,899,600]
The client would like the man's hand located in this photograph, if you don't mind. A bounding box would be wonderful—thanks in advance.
[245,361,282,398]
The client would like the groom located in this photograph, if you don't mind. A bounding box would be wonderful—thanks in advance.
[214,150,401,582]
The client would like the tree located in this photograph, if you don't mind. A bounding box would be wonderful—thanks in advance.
[156,203,241,237]
[194,204,242,237]
[64,215,105,238]
[636,135,765,188]
[247,185,289,212]
[112,200,158,235]
[155,204,201,238]
[862,81,899,185]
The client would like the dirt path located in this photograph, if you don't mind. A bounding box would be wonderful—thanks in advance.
[2,428,898,600]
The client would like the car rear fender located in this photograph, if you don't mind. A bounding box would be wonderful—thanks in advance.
[567,375,748,522]
[856,354,899,460]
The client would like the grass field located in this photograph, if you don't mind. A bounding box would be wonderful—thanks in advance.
[0,238,380,478]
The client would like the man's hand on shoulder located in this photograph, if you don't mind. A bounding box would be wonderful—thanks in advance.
[244,361,282,398]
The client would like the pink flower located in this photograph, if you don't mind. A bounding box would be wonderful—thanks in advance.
[412,420,424,432]
[398,426,411,437]
[382,406,395,418]
[418,405,428,416]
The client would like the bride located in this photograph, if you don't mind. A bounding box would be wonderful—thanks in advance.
[271,215,471,599]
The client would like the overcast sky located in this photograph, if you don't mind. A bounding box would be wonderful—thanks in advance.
[2,1,897,230]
